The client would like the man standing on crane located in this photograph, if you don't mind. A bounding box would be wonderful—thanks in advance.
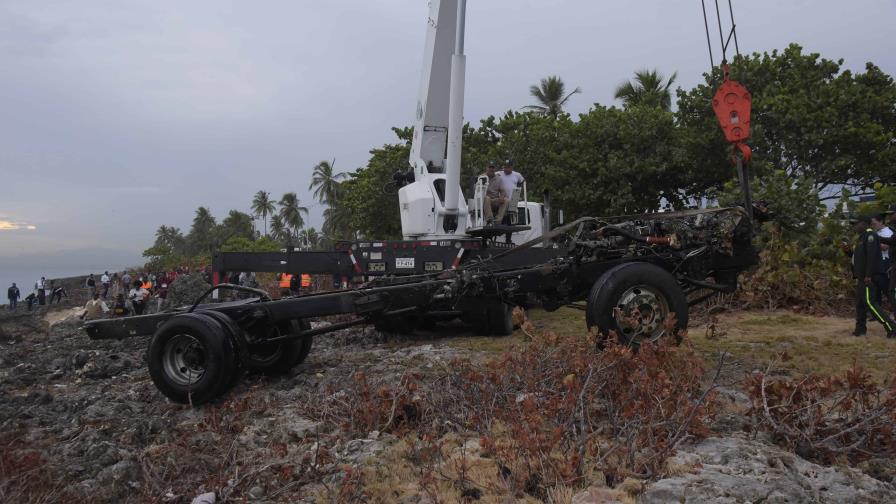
[482,162,509,225]
[498,161,525,207]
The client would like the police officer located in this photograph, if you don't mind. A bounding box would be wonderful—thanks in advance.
[850,214,896,337]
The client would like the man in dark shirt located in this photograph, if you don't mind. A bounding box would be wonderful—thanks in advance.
[850,215,895,337]
[49,285,68,304]
[7,283,20,310]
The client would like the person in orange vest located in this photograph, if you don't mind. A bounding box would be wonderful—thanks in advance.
[300,273,312,294]
[279,273,293,298]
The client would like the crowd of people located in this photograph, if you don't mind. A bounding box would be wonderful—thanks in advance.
[5,267,215,321]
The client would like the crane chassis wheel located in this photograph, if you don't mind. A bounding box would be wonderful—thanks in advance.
[586,262,687,348]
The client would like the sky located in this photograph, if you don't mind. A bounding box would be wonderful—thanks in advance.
[1,0,894,280]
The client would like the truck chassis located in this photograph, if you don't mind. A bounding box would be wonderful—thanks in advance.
[84,207,757,404]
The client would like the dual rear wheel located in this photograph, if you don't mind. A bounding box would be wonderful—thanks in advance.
[147,312,312,405]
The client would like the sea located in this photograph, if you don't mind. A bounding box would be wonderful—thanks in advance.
[0,266,129,295]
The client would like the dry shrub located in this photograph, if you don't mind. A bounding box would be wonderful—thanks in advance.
[315,321,721,499]
[0,432,75,503]
[745,358,896,464]
[735,228,853,315]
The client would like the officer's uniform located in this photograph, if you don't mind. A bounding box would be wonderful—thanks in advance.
[853,228,896,337]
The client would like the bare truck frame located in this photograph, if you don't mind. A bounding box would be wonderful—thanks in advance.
[85,207,757,404]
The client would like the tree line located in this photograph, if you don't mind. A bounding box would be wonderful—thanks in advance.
[338,43,894,239]
[144,43,895,269]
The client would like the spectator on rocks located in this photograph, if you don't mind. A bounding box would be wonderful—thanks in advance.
[49,285,68,304]
[111,293,130,317]
[37,277,47,305]
[110,272,121,299]
[101,271,111,299]
[86,274,97,299]
[129,280,149,315]
[121,272,132,293]
[25,289,38,311]
[79,293,109,321]
[7,282,20,310]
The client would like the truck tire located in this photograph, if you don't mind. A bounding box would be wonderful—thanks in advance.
[487,301,514,336]
[147,313,237,405]
[197,310,245,393]
[245,319,312,375]
[585,262,687,348]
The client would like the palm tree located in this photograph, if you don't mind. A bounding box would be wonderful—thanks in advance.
[308,160,346,205]
[613,69,678,111]
[523,76,580,118]
[154,225,186,254]
[297,227,320,250]
[250,190,276,236]
[278,192,309,240]
[188,206,217,253]
[269,214,289,243]
[322,205,352,239]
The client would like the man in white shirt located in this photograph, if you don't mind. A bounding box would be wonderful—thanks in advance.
[100,271,111,299]
[497,160,525,208]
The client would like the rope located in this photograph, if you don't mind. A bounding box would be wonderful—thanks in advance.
[727,0,741,56]
[701,0,715,72]
[714,0,726,63]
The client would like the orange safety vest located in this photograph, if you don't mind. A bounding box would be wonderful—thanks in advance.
[279,274,292,288]
[142,281,152,290]
[301,274,311,288]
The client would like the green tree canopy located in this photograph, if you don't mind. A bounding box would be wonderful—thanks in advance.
[614,69,677,111]
[218,210,256,244]
[187,206,217,254]
[677,43,896,199]
[523,76,580,118]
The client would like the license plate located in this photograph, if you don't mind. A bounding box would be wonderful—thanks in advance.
[368,262,386,272]
[424,261,443,271]
[395,257,415,269]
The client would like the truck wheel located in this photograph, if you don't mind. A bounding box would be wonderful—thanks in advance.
[147,313,237,405]
[586,262,687,347]
[197,310,245,393]
[487,301,514,336]
[246,319,312,375]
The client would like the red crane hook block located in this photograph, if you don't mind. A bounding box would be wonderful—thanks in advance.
[712,78,752,144]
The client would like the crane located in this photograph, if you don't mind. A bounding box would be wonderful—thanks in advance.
[400,0,469,239]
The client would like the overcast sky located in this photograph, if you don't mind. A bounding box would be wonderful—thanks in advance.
[1,0,894,273]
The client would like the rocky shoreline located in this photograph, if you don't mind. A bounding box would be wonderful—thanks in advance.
[1,306,894,503]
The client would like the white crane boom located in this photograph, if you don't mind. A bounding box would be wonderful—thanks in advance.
[400,0,469,239]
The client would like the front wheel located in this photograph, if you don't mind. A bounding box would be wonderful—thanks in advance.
[585,262,687,348]
[147,313,237,405]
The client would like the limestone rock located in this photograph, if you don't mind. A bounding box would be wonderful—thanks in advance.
[643,436,896,503]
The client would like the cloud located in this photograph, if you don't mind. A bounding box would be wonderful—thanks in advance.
[0,220,37,231]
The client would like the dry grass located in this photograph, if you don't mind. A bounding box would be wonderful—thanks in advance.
[521,306,896,382]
